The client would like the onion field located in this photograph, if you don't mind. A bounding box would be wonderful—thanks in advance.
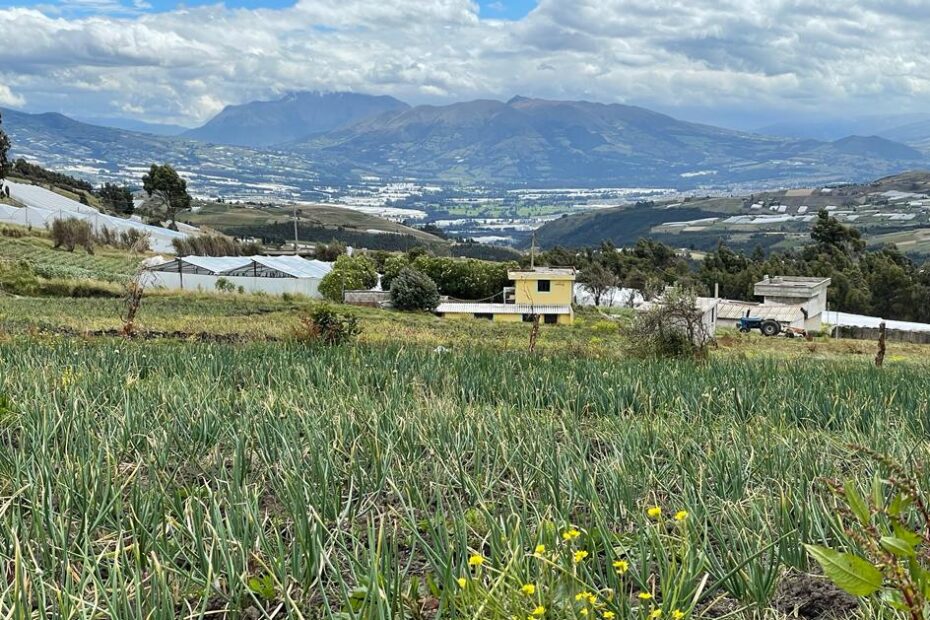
[1,337,928,618]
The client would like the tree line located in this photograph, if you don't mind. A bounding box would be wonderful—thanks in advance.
[546,210,930,323]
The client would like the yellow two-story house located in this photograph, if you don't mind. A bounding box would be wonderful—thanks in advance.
[435,267,576,325]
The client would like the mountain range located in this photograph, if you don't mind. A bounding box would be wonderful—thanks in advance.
[183,92,408,147]
[3,91,930,190]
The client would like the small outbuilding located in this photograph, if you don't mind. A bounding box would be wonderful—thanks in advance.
[753,276,831,330]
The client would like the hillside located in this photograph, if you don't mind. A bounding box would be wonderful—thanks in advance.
[534,170,930,252]
[184,92,409,147]
[0,107,333,195]
[292,96,926,187]
[181,201,447,251]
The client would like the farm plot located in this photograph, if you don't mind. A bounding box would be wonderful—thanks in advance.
[0,338,928,617]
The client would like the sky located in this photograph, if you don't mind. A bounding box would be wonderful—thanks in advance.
[1,0,930,130]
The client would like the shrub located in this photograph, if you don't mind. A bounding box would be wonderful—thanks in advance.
[314,240,347,262]
[390,267,440,311]
[51,218,94,254]
[172,234,255,257]
[215,277,236,293]
[0,259,39,296]
[380,254,410,291]
[295,305,361,345]
[624,287,711,359]
[318,255,378,302]
[35,279,122,298]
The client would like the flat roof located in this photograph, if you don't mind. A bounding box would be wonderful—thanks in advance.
[508,267,576,278]
[436,302,572,315]
[755,276,831,289]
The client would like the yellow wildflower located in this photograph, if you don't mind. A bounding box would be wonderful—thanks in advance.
[603,612,616,619]
[468,554,485,567]
[612,559,629,574]
[520,583,536,596]
[672,610,685,620]
[534,544,546,555]
[650,609,663,619]
[638,592,653,600]
[575,591,596,604]
[573,549,589,563]
[531,605,546,617]
[580,610,589,617]
[674,510,689,521]
[647,506,662,519]
[562,528,581,541]
[456,577,467,588]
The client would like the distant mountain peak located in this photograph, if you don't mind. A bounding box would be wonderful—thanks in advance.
[184,91,409,148]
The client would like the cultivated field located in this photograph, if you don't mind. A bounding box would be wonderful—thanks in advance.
[1,329,929,617]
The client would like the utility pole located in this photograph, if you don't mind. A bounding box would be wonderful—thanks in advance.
[530,230,536,269]
[293,204,299,255]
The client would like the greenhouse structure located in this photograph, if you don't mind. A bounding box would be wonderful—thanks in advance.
[146,255,333,297]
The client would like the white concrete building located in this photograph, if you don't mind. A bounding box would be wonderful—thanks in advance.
[754,276,831,331]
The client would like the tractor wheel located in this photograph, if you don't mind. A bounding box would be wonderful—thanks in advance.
[761,320,781,337]
[738,326,751,333]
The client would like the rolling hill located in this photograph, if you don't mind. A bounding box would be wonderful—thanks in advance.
[183,91,409,147]
[533,170,930,252]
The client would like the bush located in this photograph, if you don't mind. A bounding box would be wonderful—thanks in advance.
[215,277,236,293]
[380,254,411,291]
[51,218,94,254]
[35,279,122,298]
[624,287,711,359]
[314,240,347,262]
[390,267,440,311]
[295,305,361,345]
[318,255,378,302]
[0,260,39,296]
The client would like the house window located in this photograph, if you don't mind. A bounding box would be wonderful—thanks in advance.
[537,280,551,292]
[473,313,493,320]
[522,314,537,323]
[544,314,558,324]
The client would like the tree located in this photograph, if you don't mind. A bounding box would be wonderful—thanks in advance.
[810,209,865,254]
[390,267,440,311]
[97,183,134,215]
[142,164,191,228]
[0,112,10,184]
[318,255,379,302]
[578,260,620,306]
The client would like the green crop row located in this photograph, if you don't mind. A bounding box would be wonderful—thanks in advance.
[0,338,926,618]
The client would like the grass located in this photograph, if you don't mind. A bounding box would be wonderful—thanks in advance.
[0,335,928,617]
[0,231,143,282]
[3,290,930,363]
[182,202,444,243]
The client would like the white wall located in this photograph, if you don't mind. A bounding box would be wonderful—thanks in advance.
[148,271,323,298]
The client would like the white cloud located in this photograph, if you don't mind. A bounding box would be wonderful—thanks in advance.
[1,0,929,125]
[0,84,26,107]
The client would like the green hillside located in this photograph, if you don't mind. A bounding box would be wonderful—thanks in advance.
[181,201,447,251]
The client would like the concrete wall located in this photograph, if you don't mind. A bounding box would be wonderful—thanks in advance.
[148,271,323,298]
[344,290,391,306]
[512,278,574,306]
[833,325,930,344]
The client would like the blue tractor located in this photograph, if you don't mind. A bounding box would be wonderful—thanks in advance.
[737,316,783,337]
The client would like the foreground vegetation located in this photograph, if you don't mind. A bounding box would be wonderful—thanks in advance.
[1,336,929,618]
